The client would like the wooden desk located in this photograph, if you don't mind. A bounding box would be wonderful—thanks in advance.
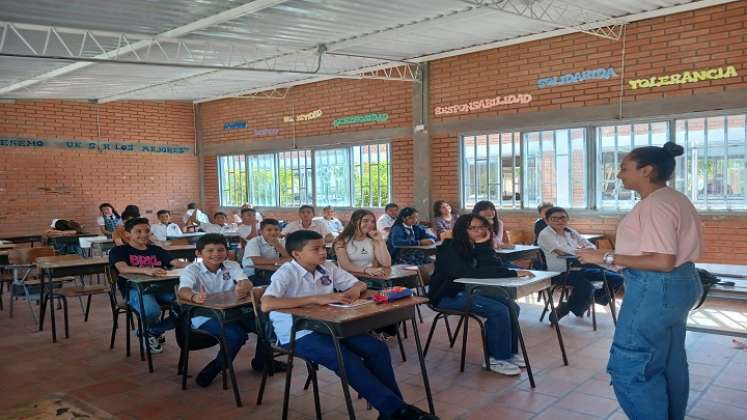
[455,270,568,386]
[120,270,182,372]
[495,244,541,261]
[0,243,17,250]
[177,290,253,407]
[277,293,435,419]
[35,256,108,342]
[355,264,419,289]
[46,233,99,251]
[163,244,197,261]
[0,235,43,247]
[580,233,604,243]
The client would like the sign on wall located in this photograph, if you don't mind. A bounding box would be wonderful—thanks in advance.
[254,128,280,137]
[538,67,617,89]
[283,109,323,123]
[434,94,533,116]
[332,113,389,128]
[223,120,247,130]
[628,66,739,90]
[0,138,192,154]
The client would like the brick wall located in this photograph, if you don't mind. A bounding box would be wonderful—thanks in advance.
[0,100,198,236]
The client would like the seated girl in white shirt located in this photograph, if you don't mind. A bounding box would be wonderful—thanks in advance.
[333,209,391,278]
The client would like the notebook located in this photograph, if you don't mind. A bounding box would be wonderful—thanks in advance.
[328,299,375,308]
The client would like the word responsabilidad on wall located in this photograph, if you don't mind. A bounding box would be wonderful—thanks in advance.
[538,67,617,89]
[283,109,323,123]
[332,113,389,128]
[628,66,739,90]
[434,94,533,116]
[0,138,192,154]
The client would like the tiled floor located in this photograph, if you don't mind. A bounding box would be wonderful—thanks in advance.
[1,291,746,420]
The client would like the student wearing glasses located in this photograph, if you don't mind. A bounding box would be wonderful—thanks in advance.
[537,207,624,323]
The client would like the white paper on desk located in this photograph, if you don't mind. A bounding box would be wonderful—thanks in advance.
[328,299,374,308]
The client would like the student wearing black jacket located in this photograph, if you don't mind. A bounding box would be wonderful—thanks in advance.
[429,214,534,376]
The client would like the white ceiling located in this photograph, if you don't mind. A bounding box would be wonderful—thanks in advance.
[0,0,737,103]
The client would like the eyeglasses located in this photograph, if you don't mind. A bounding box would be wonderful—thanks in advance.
[549,216,569,222]
[467,225,489,231]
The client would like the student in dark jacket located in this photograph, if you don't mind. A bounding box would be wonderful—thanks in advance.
[386,207,436,265]
[429,214,534,376]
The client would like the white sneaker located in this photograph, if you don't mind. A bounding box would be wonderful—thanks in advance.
[509,354,526,368]
[147,336,163,354]
[482,357,521,376]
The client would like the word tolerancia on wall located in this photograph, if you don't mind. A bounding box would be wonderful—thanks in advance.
[283,109,323,123]
[332,113,389,128]
[434,94,532,116]
[628,66,739,90]
[537,67,617,89]
[0,138,192,154]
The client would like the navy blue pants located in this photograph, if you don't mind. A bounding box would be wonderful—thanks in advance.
[554,268,624,316]
[198,317,270,371]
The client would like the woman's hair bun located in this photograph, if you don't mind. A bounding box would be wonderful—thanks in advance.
[662,141,684,157]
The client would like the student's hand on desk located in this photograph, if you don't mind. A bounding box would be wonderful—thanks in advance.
[362,266,388,278]
[516,270,534,278]
[144,267,167,276]
[342,287,364,301]
[316,293,354,306]
[191,292,207,304]
[577,249,605,265]
[236,281,253,298]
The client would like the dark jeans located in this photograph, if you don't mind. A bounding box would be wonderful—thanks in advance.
[554,268,624,316]
[197,316,271,371]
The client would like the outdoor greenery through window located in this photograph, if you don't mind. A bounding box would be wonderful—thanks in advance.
[462,132,521,208]
[218,142,391,208]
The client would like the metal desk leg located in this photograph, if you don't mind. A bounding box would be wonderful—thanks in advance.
[137,285,154,373]
[508,304,534,388]
[217,311,242,407]
[282,321,298,420]
[330,332,356,420]
[48,270,58,343]
[546,287,568,366]
[38,269,48,331]
[410,318,436,415]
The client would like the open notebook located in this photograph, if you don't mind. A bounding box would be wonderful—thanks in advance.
[328,299,375,309]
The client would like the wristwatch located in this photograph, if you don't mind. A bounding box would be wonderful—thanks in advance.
[603,252,615,265]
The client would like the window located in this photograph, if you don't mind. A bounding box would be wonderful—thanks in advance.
[315,148,351,207]
[353,143,390,208]
[523,128,587,209]
[277,150,312,208]
[218,155,247,207]
[596,122,669,210]
[676,114,747,210]
[247,153,277,207]
[461,132,521,208]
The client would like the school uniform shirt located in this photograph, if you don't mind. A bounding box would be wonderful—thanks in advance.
[615,186,702,267]
[200,222,237,234]
[376,214,396,231]
[236,223,261,241]
[343,237,376,268]
[179,260,247,328]
[150,222,182,242]
[314,216,344,235]
[537,226,595,272]
[241,236,285,275]
[108,244,173,292]
[97,215,122,233]
[265,260,359,345]
[183,209,210,224]
[281,219,331,238]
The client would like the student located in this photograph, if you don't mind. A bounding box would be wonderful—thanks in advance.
[241,203,263,222]
[334,209,391,277]
[183,202,209,231]
[377,203,399,233]
[190,211,237,234]
[537,207,624,323]
[431,200,457,240]
[430,214,534,375]
[386,207,437,265]
[316,206,344,236]
[261,230,437,420]
[112,205,141,246]
[236,207,260,242]
[177,233,278,387]
[97,203,121,236]
[578,142,702,420]
[150,209,182,242]
[533,202,554,245]
[472,201,506,248]
[109,217,189,353]
[281,205,333,242]
[45,219,84,255]
[241,218,290,283]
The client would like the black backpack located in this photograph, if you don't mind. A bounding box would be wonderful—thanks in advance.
[694,268,720,310]
[54,219,84,234]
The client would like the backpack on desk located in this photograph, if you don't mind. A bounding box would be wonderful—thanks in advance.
[54,219,84,234]
[694,268,720,310]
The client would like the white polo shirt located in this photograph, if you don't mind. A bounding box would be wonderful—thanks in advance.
[377,214,396,231]
[183,209,209,224]
[281,219,331,238]
[179,260,248,327]
[242,235,285,275]
[200,222,237,234]
[150,223,183,242]
[537,226,595,272]
[237,223,261,241]
[265,260,360,345]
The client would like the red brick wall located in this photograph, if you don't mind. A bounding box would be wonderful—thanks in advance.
[0,100,198,236]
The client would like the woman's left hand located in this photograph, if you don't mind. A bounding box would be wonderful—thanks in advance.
[577,249,606,265]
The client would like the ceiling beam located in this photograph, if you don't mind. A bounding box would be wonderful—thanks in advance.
[0,0,289,95]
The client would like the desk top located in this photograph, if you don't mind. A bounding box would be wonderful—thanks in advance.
[0,243,17,250]
[355,264,418,282]
[396,243,438,250]
[35,256,108,269]
[119,270,183,283]
[276,292,428,324]
[163,244,196,251]
[495,244,540,254]
[696,263,747,279]
[177,290,252,309]
[169,232,205,239]
[455,270,560,298]
[581,233,604,242]
[0,235,43,243]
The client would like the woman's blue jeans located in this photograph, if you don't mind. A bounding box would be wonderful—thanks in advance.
[608,262,702,420]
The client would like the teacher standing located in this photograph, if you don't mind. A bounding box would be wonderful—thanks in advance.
[578,141,703,420]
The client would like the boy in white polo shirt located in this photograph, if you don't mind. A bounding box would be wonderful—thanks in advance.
[177,233,280,387]
[241,218,290,283]
[261,230,437,420]
[150,209,183,242]
[281,205,333,242]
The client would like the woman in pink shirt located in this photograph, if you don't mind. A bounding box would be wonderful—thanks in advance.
[578,142,703,420]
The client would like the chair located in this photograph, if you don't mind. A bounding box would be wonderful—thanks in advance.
[105,265,145,360]
[250,287,322,418]
[505,230,529,245]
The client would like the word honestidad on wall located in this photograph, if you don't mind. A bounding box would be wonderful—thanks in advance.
[0,138,192,154]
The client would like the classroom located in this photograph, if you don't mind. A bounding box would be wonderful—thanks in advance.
[1,1,746,419]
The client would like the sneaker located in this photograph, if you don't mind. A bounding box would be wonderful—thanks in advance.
[195,362,220,387]
[509,354,526,368]
[549,302,569,325]
[147,336,163,354]
[157,334,166,344]
[251,358,288,373]
[386,404,439,420]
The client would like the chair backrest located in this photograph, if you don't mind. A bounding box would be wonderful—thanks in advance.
[35,254,79,264]
[8,246,55,265]
[249,286,273,342]
[506,230,528,245]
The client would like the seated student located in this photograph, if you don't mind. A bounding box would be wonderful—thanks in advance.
[430,214,534,376]
[472,201,507,249]
[537,207,624,323]
[281,205,333,242]
[183,202,209,231]
[109,217,189,353]
[150,209,182,242]
[431,200,457,241]
[533,202,553,245]
[241,203,263,222]
[377,203,399,233]
[190,211,236,234]
[241,218,290,284]
[334,209,391,277]
[177,233,277,387]
[386,207,437,265]
[97,203,122,236]
[236,207,260,242]
[112,205,140,246]
[45,219,84,255]
[261,230,437,420]
[315,206,344,237]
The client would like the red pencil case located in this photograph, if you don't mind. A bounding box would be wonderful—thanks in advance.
[372,287,412,303]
